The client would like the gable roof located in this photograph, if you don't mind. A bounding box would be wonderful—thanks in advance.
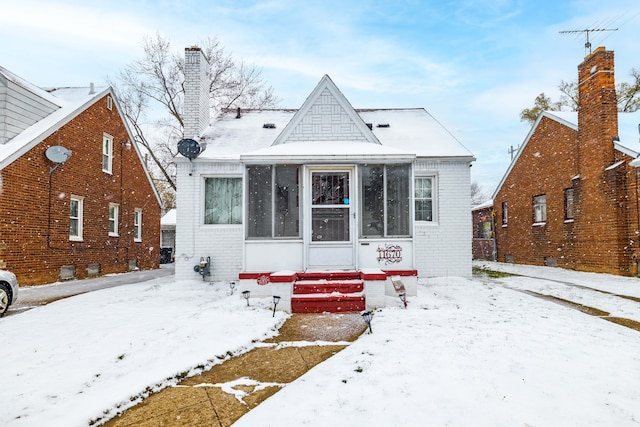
[492,110,640,198]
[0,83,108,170]
[193,75,474,163]
[0,66,162,206]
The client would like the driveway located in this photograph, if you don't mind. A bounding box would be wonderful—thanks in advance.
[6,263,174,316]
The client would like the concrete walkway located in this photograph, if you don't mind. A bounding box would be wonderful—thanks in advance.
[8,264,174,316]
[102,313,367,427]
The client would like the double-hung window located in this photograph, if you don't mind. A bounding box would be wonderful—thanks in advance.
[415,176,435,222]
[204,177,242,224]
[133,209,142,242]
[533,194,547,223]
[70,196,84,240]
[247,165,300,238]
[102,133,113,173]
[109,203,119,236]
[360,164,411,237]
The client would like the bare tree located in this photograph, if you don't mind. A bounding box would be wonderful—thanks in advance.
[109,33,279,206]
[520,68,640,125]
[471,181,489,206]
[617,68,640,112]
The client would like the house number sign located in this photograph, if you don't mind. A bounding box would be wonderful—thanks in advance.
[377,244,403,265]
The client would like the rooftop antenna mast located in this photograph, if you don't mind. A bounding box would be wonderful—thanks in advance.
[559,28,618,55]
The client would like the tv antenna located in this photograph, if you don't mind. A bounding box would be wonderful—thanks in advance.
[559,28,618,54]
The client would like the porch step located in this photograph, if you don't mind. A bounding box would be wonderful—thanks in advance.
[297,271,361,281]
[293,279,364,294]
[291,294,366,314]
[291,271,365,313]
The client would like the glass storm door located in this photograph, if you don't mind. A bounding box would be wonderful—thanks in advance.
[307,170,355,269]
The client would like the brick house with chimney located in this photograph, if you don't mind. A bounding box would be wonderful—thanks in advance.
[174,47,475,313]
[0,65,162,285]
[492,47,640,275]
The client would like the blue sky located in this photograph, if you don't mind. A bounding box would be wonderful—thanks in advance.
[2,0,640,195]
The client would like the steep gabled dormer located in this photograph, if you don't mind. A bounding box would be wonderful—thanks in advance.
[272,75,381,146]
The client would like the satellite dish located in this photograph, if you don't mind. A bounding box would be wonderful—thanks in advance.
[45,146,72,174]
[177,138,206,160]
[45,146,72,163]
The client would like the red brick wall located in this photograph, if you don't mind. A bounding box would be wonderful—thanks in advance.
[0,94,161,285]
[472,206,495,260]
[495,116,579,268]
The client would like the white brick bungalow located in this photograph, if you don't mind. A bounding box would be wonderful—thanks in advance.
[174,47,475,312]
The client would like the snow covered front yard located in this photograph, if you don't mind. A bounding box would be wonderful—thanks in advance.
[2,262,640,426]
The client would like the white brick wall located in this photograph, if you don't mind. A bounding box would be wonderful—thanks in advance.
[414,160,472,278]
[174,161,243,281]
[183,48,209,140]
[175,158,472,281]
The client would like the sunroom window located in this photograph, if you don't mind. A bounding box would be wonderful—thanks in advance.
[360,164,411,237]
[247,165,300,238]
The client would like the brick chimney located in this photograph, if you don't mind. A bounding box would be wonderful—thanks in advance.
[574,47,626,273]
[183,47,210,139]
[576,46,618,177]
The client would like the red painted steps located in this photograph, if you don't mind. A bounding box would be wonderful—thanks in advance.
[291,271,365,313]
[293,279,364,294]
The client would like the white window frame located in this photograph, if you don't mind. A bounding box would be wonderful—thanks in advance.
[414,175,437,223]
[102,133,113,174]
[107,96,113,110]
[533,194,547,224]
[134,208,142,242]
[203,176,243,225]
[70,195,84,241]
[109,203,119,237]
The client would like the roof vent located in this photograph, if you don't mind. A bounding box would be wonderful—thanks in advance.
[263,123,276,129]
[236,107,242,119]
[366,123,373,130]
[376,123,390,128]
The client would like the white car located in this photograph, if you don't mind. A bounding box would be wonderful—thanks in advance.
[0,270,19,317]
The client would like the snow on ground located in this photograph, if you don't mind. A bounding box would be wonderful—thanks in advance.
[2,262,640,426]
[1,277,284,426]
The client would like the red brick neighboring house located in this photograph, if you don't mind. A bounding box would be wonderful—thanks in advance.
[0,66,162,285]
[492,47,640,276]
[472,200,495,261]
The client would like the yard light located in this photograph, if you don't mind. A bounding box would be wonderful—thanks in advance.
[229,281,236,295]
[399,292,407,308]
[242,290,251,306]
[361,311,373,334]
[272,295,281,317]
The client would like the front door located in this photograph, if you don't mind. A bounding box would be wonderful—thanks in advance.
[306,169,355,269]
